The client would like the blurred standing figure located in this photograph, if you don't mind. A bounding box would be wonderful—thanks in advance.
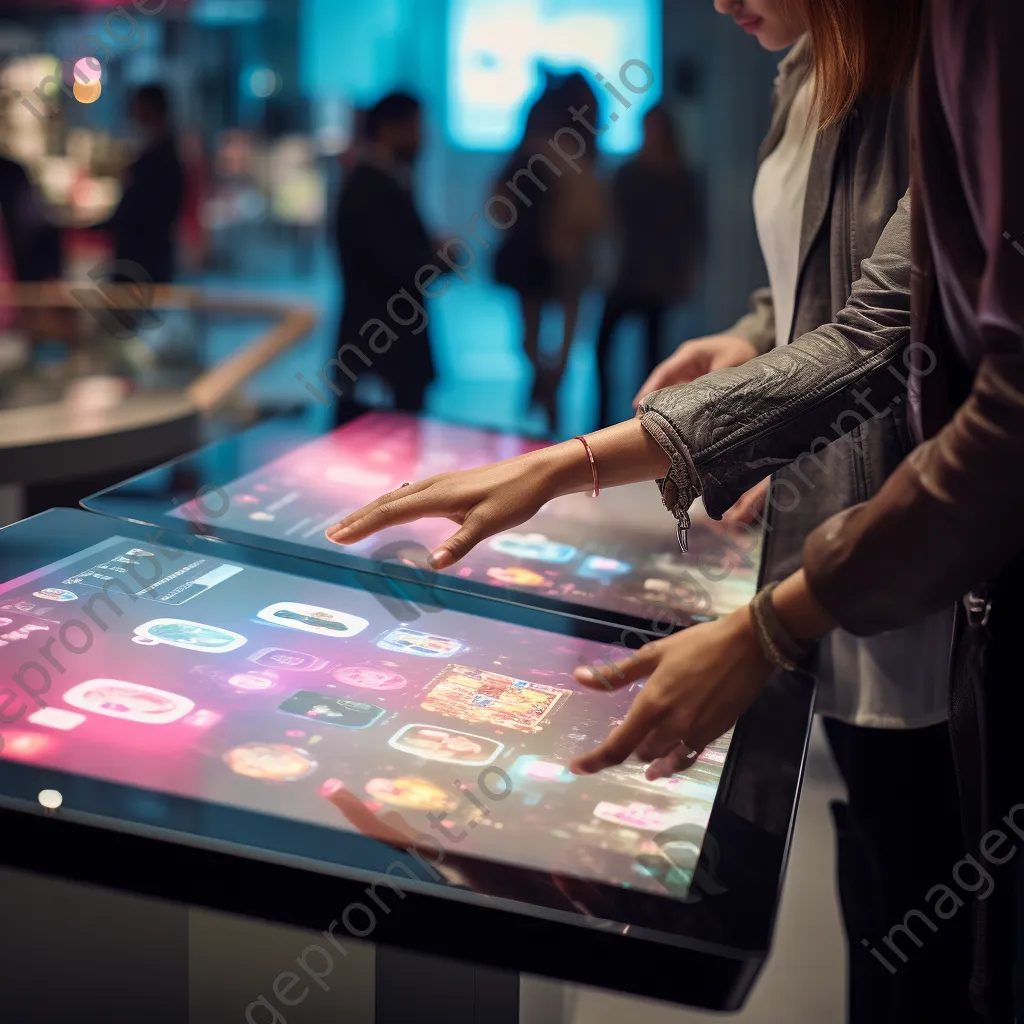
[0,155,61,283]
[101,85,183,284]
[595,106,703,426]
[333,92,437,416]
[494,72,606,434]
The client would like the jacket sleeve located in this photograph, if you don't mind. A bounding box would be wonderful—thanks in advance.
[727,287,777,356]
[801,0,1024,636]
[639,190,913,520]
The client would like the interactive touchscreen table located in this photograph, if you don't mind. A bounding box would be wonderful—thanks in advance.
[0,510,811,1014]
[82,409,762,632]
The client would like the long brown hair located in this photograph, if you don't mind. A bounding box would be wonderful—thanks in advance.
[786,0,923,127]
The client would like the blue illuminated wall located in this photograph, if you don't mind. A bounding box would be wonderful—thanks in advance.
[448,0,661,152]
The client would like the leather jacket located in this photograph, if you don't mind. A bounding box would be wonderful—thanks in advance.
[639,41,916,573]
[802,1,1024,636]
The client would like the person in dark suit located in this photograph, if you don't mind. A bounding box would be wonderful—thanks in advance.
[0,155,61,283]
[332,92,438,416]
[101,84,184,285]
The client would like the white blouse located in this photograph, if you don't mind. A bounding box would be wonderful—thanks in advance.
[752,70,950,728]
[753,73,819,348]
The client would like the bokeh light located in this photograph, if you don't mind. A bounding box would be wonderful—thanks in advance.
[73,79,102,105]
[38,789,63,810]
[74,57,102,85]
[248,68,278,98]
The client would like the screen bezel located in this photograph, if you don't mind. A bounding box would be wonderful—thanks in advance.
[0,508,812,1001]
[80,406,705,633]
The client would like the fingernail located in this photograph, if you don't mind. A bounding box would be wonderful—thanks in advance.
[329,527,351,542]
[428,549,449,570]
[573,667,594,682]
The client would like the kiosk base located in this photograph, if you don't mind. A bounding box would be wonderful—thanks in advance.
[375,948,521,1024]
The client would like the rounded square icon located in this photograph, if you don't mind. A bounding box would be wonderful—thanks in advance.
[489,533,577,564]
[388,724,503,766]
[257,602,368,638]
[248,647,329,671]
[132,619,247,652]
[375,627,466,658]
[33,589,78,602]
[27,707,86,730]
[63,680,196,724]
[577,555,633,579]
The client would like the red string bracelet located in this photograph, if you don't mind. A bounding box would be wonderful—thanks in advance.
[574,435,600,498]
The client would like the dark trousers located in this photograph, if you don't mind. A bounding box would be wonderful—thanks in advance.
[595,293,666,426]
[948,564,1024,1023]
[823,716,977,1024]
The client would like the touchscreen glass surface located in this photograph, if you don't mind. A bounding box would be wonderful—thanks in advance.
[170,412,760,623]
[0,535,732,900]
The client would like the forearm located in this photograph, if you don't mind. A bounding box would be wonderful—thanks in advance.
[804,354,1024,635]
[537,418,671,497]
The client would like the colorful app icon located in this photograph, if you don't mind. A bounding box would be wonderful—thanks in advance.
[249,512,275,522]
[132,619,247,653]
[222,742,317,782]
[489,533,577,563]
[278,691,386,730]
[365,777,456,812]
[33,588,77,602]
[389,724,504,766]
[510,755,575,783]
[375,627,466,658]
[332,665,407,691]
[485,566,547,588]
[421,665,570,733]
[63,680,196,724]
[248,647,329,672]
[592,801,704,832]
[190,665,281,692]
[577,555,633,580]
[27,707,86,730]
[257,602,368,638]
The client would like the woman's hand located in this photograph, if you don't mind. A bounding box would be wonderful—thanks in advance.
[327,419,671,570]
[721,476,770,525]
[569,607,772,780]
[327,446,584,570]
[634,335,758,407]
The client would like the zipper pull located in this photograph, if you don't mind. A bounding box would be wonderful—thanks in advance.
[964,592,992,629]
[675,510,691,555]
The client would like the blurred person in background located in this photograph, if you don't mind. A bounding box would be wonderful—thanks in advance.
[594,105,703,426]
[98,84,183,285]
[333,91,438,418]
[0,154,61,284]
[0,154,64,343]
[328,3,974,1021]
[493,72,606,434]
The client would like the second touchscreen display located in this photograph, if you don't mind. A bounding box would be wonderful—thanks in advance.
[171,412,760,623]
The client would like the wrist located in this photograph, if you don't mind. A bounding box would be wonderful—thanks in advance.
[532,442,594,500]
[770,571,835,644]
